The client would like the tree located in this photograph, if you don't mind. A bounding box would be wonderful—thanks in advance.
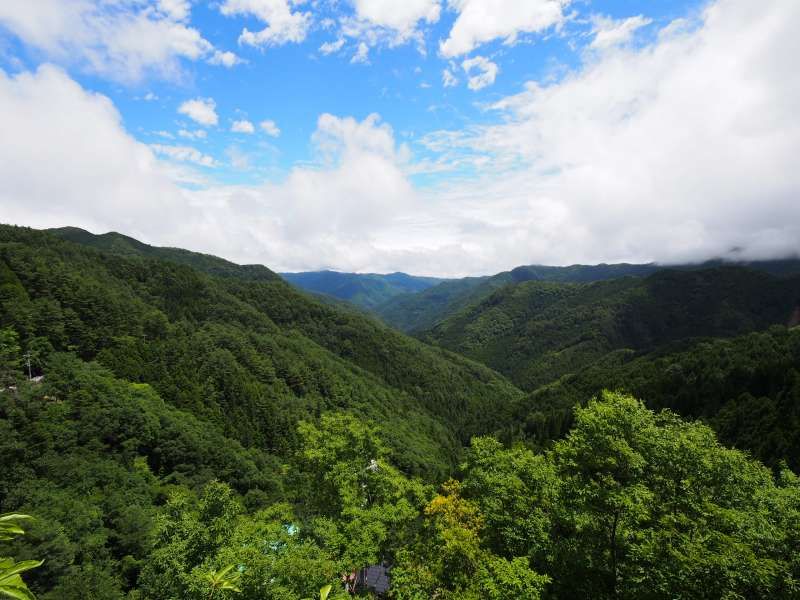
[392,480,549,600]
[0,328,21,387]
[549,391,796,599]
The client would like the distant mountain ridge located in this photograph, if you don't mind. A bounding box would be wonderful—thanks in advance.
[420,266,800,391]
[280,270,448,310]
[376,258,800,332]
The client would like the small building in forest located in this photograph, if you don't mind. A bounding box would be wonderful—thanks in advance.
[357,564,390,595]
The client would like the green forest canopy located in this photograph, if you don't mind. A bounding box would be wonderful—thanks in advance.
[1,224,799,598]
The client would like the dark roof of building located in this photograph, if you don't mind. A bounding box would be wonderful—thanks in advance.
[359,565,390,594]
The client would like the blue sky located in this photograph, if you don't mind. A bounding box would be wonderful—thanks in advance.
[0,0,798,276]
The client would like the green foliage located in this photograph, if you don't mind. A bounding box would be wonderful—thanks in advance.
[3,224,800,599]
[395,393,800,599]
[0,513,42,600]
[0,356,282,598]
[545,392,799,598]
[301,583,333,600]
[0,328,22,387]
[514,326,800,470]
[200,564,241,598]
[377,259,800,333]
[392,479,549,599]
[0,515,33,543]
[294,414,432,569]
[375,262,668,333]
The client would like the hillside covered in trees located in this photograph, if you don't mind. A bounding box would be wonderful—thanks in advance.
[374,259,800,333]
[2,224,800,599]
[421,268,800,390]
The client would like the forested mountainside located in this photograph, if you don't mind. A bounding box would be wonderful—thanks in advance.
[421,267,800,391]
[49,227,283,283]
[3,225,523,475]
[373,263,662,332]
[2,224,800,599]
[375,259,800,333]
[280,271,446,310]
[509,326,800,471]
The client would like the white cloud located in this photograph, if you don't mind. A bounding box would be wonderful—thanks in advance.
[0,0,219,83]
[260,119,281,137]
[590,14,653,50]
[2,0,799,277]
[178,128,207,140]
[336,0,440,56]
[208,49,244,67]
[442,68,458,87]
[350,0,440,38]
[219,0,312,47]
[143,92,158,101]
[158,0,191,22]
[151,144,218,167]
[319,39,345,55]
[231,119,255,133]
[351,42,370,64]
[178,98,218,126]
[440,0,569,57]
[461,55,498,90]
[419,0,800,270]
[0,64,187,235]
[0,66,421,273]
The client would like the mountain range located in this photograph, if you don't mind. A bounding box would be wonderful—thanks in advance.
[2,224,799,599]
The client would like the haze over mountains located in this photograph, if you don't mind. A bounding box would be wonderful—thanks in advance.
[281,257,800,330]
[280,270,447,311]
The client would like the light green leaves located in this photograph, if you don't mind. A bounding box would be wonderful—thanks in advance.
[0,515,43,600]
[301,583,333,600]
[0,559,45,599]
[0,515,34,543]
[202,564,241,597]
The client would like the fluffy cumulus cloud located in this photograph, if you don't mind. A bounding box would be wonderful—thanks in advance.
[0,0,238,83]
[208,49,244,67]
[219,0,311,47]
[260,120,281,137]
[461,55,498,90]
[334,0,440,57]
[349,0,440,39]
[1,0,799,277]
[440,0,570,58]
[0,63,420,273]
[420,0,800,270]
[590,14,653,50]
[231,119,255,134]
[0,65,187,236]
[178,97,218,126]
